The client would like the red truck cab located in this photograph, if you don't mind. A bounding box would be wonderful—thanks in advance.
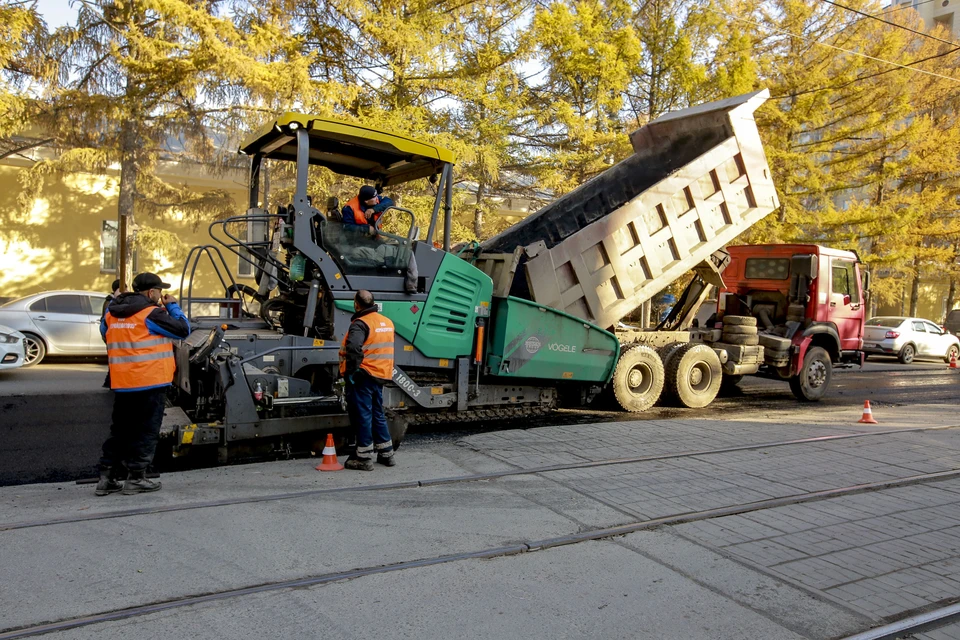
[717,244,866,401]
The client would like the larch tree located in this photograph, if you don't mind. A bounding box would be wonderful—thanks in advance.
[0,1,57,157]
[445,0,531,238]
[19,0,313,288]
[524,0,641,195]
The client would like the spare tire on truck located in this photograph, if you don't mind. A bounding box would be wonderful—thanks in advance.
[722,315,757,327]
[612,345,665,412]
[663,343,723,408]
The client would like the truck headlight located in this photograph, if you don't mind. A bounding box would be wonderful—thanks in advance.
[0,333,19,344]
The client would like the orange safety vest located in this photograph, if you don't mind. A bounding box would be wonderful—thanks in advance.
[345,195,380,226]
[339,311,395,381]
[105,307,176,390]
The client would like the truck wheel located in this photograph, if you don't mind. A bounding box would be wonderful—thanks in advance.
[721,334,760,346]
[789,346,832,402]
[664,344,723,408]
[612,345,665,412]
[658,342,685,369]
[722,315,756,327]
[898,344,915,365]
[721,325,757,335]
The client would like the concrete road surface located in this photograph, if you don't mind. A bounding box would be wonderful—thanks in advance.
[4,404,960,639]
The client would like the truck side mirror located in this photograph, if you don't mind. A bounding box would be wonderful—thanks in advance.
[862,270,871,293]
[791,254,818,279]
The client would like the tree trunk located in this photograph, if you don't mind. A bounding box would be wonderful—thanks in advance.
[117,118,138,291]
[473,181,485,239]
[946,277,957,323]
[909,255,921,317]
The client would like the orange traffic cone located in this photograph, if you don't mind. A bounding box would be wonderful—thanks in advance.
[858,400,878,424]
[950,353,957,369]
[316,433,344,471]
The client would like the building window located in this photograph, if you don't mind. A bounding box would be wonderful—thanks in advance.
[100,220,118,273]
[238,217,268,278]
[933,12,954,33]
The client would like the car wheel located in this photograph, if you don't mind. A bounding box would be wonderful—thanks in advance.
[21,333,46,367]
[945,344,959,364]
[898,344,915,365]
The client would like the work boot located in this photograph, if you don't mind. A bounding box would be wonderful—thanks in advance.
[122,471,162,495]
[94,471,123,497]
[377,454,396,467]
[344,457,374,471]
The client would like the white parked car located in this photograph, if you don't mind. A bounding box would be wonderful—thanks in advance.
[863,316,960,364]
[0,323,26,370]
[0,291,109,366]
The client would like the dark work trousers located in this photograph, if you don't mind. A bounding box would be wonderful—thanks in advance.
[99,387,167,473]
[345,375,394,460]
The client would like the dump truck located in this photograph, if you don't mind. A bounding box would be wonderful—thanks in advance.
[166,89,865,462]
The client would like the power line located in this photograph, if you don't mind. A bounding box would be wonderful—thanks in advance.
[774,45,960,98]
[820,0,959,47]
[706,6,960,86]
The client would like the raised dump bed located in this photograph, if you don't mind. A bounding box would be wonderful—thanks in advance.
[476,89,779,330]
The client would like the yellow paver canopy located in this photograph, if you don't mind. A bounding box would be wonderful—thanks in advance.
[240,113,456,187]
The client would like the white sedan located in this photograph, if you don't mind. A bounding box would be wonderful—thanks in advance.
[863,316,960,364]
[0,291,109,366]
[0,323,27,370]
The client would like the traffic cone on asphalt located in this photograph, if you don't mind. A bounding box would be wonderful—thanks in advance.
[950,353,957,369]
[858,400,878,424]
[316,433,344,471]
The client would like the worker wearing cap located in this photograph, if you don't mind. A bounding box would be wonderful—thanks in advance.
[95,272,191,496]
[341,185,418,294]
[342,185,395,230]
[339,290,396,470]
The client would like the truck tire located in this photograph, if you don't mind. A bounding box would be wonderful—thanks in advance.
[721,334,760,346]
[722,315,756,327]
[663,343,723,408]
[898,344,916,365]
[789,346,832,402]
[612,345,665,412]
[721,325,757,335]
[658,342,685,369]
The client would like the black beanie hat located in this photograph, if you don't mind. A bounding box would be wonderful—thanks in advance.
[358,185,377,202]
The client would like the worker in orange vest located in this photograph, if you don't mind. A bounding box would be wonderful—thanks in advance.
[341,185,418,294]
[339,290,396,470]
[96,273,190,495]
[341,185,394,229]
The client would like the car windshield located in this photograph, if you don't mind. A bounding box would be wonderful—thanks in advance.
[865,318,904,328]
